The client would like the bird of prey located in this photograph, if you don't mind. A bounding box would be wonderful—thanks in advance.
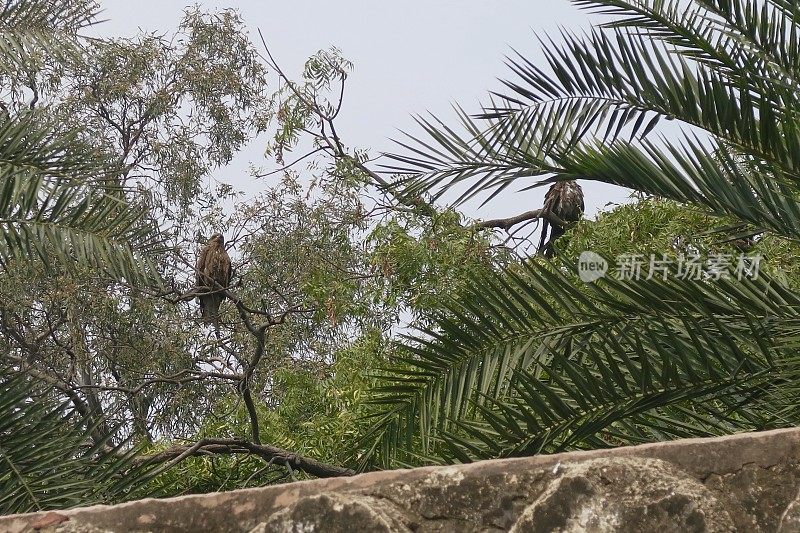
[196,233,231,326]
[538,180,584,258]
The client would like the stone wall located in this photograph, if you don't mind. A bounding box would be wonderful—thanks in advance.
[5,427,800,532]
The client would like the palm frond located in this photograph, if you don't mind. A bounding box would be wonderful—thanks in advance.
[0,0,98,75]
[362,258,799,467]
[0,372,153,514]
[0,111,164,283]
[385,0,800,238]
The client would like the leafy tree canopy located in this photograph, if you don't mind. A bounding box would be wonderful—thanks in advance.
[5,0,800,510]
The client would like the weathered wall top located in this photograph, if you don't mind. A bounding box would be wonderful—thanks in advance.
[5,427,800,532]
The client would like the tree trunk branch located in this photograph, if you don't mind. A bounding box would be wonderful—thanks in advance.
[475,209,566,231]
[136,438,355,479]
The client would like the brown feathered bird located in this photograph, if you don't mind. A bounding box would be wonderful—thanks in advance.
[196,233,231,326]
[538,180,584,258]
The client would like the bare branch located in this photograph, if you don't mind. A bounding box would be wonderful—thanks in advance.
[257,29,435,217]
[475,209,567,231]
[253,147,326,178]
[136,438,355,479]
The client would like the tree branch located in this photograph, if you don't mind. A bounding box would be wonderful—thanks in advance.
[136,438,355,479]
[475,209,567,230]
[257,29,435,217]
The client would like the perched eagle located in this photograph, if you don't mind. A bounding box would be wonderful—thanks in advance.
[196,233,231,326]
[538,180,584,258]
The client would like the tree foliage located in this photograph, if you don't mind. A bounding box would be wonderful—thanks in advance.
[6,0,800,509]
[0,0,502,500]
[0,0,164,284]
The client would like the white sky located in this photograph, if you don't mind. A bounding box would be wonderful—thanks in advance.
[94,0,632,222]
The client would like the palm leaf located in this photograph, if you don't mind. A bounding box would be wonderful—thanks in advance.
[362,255,798,467]
[384,0,800,241]
[0,0,98,76]
[0,372,155,514]
[0,110,164,283]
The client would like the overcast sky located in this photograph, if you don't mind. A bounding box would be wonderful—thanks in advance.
[94,0,632,221]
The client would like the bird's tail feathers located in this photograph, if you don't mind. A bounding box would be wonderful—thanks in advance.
[199,293,224,328]
[538,220,551,256]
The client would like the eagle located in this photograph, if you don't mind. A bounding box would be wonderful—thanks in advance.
[196,232,231,326]
[538,180,584,258]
